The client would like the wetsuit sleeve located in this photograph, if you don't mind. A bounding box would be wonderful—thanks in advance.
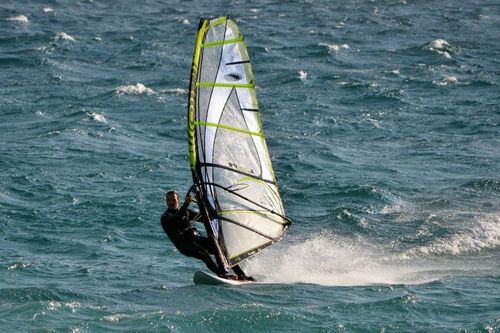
[178,202,190,216]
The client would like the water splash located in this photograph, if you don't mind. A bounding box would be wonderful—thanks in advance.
[245,233,444,286]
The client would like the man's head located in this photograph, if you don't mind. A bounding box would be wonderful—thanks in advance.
[166,191,180,209]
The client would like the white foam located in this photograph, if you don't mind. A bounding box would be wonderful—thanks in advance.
[47,301,81,311]
[409,213,500,256]
[54,32,76,42]
[66,302,81,313]
[245,233,443,286]
[43,7,54,13]
[7,261,31,270]
[115,83,154,95]
[6,15,29,23]
[89,112,106,123]
[433,76,458,86]
[441,51,452,59]
[320,43,350,53]
[181,18,190,25]
[298,70,308,81]
[430,39,450,49]
[103,314,122,322]
[428,39,452,59]
[48,301,62,310]
[381,204,402,214]
[159,87,188,95]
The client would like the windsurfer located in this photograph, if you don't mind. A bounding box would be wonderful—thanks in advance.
[161,190,255,281]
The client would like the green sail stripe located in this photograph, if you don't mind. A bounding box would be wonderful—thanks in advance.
[207,16,227,29]
[195,82,254,89]
[194,120,263,137]
[202,36,244,48]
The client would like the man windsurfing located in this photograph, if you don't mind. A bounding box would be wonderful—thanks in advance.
[161,190,255,281]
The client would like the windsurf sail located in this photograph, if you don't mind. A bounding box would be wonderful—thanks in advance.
[187,16,292,271]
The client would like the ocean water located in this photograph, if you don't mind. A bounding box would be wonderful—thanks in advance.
[1,0,499,332]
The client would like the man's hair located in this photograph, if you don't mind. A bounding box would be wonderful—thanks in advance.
[166,191,179,201]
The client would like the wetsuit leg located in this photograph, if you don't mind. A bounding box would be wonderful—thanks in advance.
[180,240,225,276]
[193,236,227,274]
[232,264,246,278]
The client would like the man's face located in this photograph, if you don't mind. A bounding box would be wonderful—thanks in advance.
[166,193,179,209]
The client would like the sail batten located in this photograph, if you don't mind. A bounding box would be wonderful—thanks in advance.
[188,16,290,270]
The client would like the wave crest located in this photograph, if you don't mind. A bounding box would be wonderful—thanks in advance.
[408,213,500,256]
[6,15,29,23]
[115,83,154,95]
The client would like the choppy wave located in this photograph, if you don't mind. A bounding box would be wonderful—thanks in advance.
[433,76,458,86]
[426,38,454,59]
[408,213,500,256]
[1,1,499,331]
[6,15,29,23]
[7,261,32,271]
[54,32,76,42]
[114,83,154,95]
[319,42,350,54]
[87,112,107,123]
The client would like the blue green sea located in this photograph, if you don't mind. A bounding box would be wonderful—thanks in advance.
[1,1,499,332]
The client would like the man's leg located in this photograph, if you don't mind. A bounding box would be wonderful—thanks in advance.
[193,236,228,276]
[195,236,255,281]
[231,264,255,281]
[187,241,226,277]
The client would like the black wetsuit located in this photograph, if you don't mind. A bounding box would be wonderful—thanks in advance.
[160,202,247,278]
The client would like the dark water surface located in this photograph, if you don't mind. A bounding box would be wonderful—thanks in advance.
[1,1,499,332]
